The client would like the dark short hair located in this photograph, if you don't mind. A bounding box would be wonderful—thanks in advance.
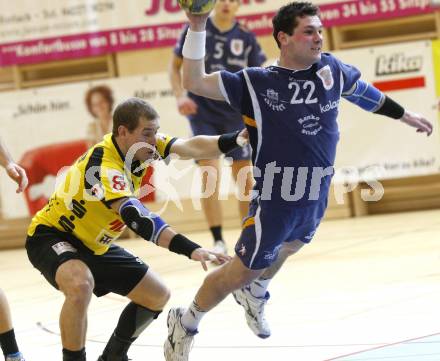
[112,98,159,137]
[84,85,114,117]
[272,2,320,48]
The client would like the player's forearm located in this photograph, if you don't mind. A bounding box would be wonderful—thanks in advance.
[185,135,222,159]
[344,80,432,134]
[343,80,404,119]
[156,226,177,249]
[182,60,224,100]
[181,28,224,100]
[157,225,201,258]
[118,197,169,244]
[169,136,220,160]
[169,60,186,98]
[0,137,14,169]
[173,132,244,160]
[373,95,405,119]
[182,58,206,95]
[117,197,202,257]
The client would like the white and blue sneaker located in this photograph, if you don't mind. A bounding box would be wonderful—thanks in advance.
[232,286,271,339]
[164,307,197,361]
[6,352,25,361]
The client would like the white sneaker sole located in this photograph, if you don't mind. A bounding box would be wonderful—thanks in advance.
[232,291,271,339]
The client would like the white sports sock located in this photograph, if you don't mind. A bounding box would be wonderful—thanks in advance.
[249,277,271,298]
[181,300,206,332]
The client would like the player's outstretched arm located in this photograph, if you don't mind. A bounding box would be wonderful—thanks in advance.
[110,197,230,269]
[169,129,249,160]
[156,227,231,271]
[181,10,225,101]
[169,53,198,116]
[343,80,433,136]
[399,110,432,136]
[0,136,28,193]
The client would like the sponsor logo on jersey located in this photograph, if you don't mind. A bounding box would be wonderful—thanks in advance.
[239,244,246,256]
[95,228,115,245]
[230,39,244,56]
[52,241,77,255]
[375,53,422,76]
[262,89,287,112]
[317,65,334,90]
[98,234,114,245]
[108,169,128,192]
[319,99,339,113]
[263,244,282,261]
[91,183,105,200]
[298,114,322,136]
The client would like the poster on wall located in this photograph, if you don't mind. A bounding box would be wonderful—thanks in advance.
[1,40,439,219]
[0,74,224,219]
[334,40,440,183]
[0,0,436,66]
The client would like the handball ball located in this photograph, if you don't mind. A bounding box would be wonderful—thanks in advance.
[178,0,216,15]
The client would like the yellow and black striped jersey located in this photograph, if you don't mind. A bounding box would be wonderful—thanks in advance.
[28,133,177,255]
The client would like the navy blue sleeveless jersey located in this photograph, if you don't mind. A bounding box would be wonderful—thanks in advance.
[219,53,361,206]
[175,17,266,124]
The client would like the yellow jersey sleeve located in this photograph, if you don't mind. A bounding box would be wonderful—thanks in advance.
[155,133,178,159]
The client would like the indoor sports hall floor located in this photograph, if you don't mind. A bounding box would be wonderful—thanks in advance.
[1,209,439,360]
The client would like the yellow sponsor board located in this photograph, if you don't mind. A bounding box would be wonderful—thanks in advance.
[434,40,440,126]
[433,40,440,98]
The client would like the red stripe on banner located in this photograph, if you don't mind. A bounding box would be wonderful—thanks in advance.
[373,76,425,92]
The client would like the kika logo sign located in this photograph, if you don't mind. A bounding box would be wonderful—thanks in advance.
[375,53,423,76]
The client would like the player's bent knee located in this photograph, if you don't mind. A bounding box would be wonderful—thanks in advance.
[282,240,305,256]
[154,286,171,309]
[232,273,257,290]
[206,267,255,292]
[61,278,94,300]
[56,259,91,281]
[56,263,94,299]
[134,285,170,310]
[282,247,298,257]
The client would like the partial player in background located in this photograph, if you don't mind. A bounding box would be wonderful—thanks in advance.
[169,0,266,259]
[164,2,433,360]
[85,85,114,147]
[0,136,27,361]
[24,98,247,361]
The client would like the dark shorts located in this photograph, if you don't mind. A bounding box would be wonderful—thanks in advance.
[188,116,251,161]
[234,197,327,270]
[26,225,149,297]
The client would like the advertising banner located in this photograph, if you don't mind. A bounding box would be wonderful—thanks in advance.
[0,73,217,218]
[1,40,439,219]
[334,40,440,182]
[0,0,437,66]
[433,40,440,97]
